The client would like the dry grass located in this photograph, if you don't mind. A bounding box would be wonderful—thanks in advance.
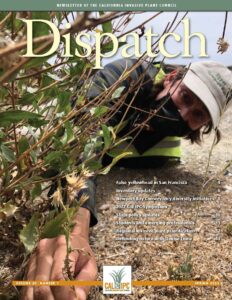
[89,107,232,300]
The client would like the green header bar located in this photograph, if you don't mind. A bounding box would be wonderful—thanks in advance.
[0,0,231,11]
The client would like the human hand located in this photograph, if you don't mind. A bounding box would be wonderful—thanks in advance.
[21,208,97,300]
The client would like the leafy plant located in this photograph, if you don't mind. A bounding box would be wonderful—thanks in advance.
[0,12,163,298]
[19,213,39,253]
[226,223,232,236]
[168,258,193,280]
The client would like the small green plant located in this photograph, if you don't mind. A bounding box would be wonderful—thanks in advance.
[226,223,232,236]
[168,258,193,280]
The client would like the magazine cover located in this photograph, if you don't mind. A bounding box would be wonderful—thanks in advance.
[0,2,231,300]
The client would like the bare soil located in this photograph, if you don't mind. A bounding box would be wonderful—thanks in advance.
[89,107,232,300]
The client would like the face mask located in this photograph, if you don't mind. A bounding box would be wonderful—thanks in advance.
[128,93,193,154]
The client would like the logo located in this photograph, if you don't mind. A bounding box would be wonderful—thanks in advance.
[103,266,132,294]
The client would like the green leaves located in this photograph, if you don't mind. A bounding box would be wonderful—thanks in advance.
[0,110,43,127]
[19,207,79,251]
[0,87,8,102]
[100,152,132,175]
[24,55,55,69]
[0,144,15,162]
[90,105,109,118]
[19,92,43,105]
[61,121,74,144]
[226,223,232,236]
[101,41,126,54]
[0,12,143,267]
[40,208,77,239]
[85,160,102,172]
[31,12,51,37]
[99,12,113,33]
[30,184,42,200]
[18,137,30,155]
[69,60,86,76]
[0,202,18,221]
[44,150,70,171]
[101,124,111,150]
[112,86,125,98]
[57,91,72,113]
[168,257,193,280]
[19,214,39,253]
[84,137,103,160]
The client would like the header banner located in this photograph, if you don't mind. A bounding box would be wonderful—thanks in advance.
[0,0,231,11]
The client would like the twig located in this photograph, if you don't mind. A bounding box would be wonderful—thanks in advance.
[106,253,126,259]
[0,12,13,29]
[218,269,232,284]
[0,12,128,60]
[0,35,53,59]
[222,11,228,39]
[15,61,66,80]
[0,12,129,84]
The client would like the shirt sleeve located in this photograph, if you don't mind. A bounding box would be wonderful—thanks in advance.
[87,58,158,125]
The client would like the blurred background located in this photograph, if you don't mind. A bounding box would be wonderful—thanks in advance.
[101,11,232,66]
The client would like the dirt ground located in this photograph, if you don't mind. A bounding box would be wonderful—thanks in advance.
[0,108,231,300]
[89,107,232,300]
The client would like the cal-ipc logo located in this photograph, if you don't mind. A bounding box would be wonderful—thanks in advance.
[103,266,132,294]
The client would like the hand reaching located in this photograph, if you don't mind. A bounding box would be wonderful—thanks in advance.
[21,208,97,300]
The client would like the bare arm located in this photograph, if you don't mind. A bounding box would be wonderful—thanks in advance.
[21,208,97,300]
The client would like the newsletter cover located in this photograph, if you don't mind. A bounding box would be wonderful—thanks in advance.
[0,2,231,300]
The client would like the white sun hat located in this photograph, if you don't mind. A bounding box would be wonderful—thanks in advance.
[182,61,232,128]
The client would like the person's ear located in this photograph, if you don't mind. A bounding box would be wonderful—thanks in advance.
[163,70,178,87]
